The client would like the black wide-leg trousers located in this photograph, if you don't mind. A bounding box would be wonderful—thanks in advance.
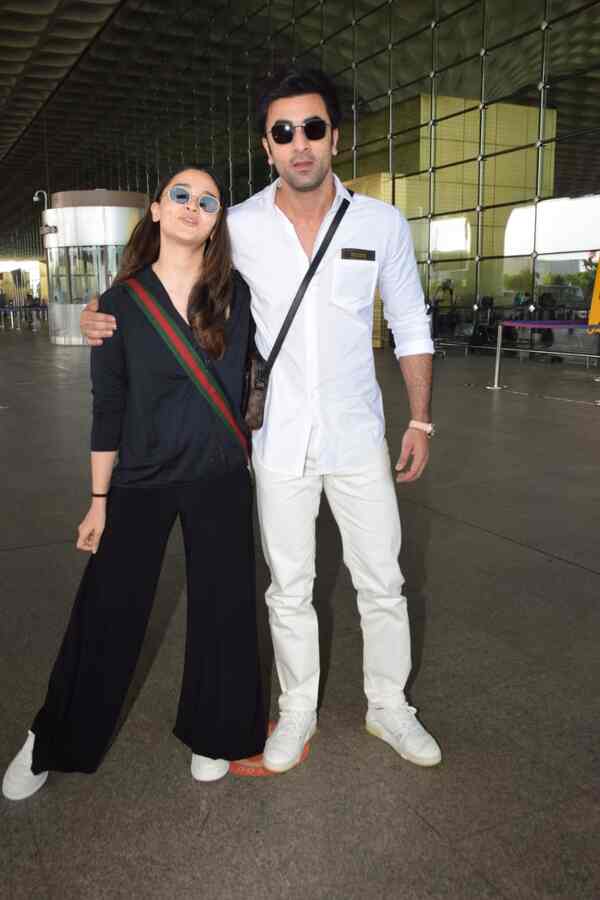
[31,466,267,774]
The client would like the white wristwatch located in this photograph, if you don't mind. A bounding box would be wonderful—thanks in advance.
[408,420,436,437]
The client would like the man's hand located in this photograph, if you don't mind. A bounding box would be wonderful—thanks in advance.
[80,296,116,347]
[395,428,430,483]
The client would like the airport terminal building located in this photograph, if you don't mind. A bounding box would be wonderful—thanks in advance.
[1,4,599,899]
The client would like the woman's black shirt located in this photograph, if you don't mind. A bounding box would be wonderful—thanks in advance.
[91,265,250,486]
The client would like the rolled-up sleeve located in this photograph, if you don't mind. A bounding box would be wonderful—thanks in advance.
[90,292,127,451]
[378,208,433,358]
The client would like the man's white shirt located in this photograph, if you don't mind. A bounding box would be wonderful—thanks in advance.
[228,174,433,476]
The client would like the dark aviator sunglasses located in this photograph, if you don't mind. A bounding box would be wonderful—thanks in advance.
[268,116,331,145]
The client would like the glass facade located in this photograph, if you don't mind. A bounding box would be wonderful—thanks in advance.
[0,0,598,332]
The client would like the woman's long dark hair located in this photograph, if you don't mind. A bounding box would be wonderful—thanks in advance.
[115,165,232,359]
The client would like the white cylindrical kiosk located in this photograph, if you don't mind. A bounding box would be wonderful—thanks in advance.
[42,189,146,345]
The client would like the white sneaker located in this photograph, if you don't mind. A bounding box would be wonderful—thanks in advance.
[263,710,317,773]
[2,732,49,801]
[366,705,442,767]
[190,754,229,782]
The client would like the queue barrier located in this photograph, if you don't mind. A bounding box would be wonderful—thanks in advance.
[0,305,48,333]
[484,321,599,390]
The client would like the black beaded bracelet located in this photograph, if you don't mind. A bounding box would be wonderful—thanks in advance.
[91,492,109,498]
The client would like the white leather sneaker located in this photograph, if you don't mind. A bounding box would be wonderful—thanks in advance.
[2,732,49,800]
[366,705,442,767]
[263,710,317,773]
[190,754,229,782]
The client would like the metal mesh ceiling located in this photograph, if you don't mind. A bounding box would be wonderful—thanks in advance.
[0,1,122,156]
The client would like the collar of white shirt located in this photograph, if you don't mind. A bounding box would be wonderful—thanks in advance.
[265,171,352,214]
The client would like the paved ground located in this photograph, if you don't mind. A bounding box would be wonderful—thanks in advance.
[1,329,599,899]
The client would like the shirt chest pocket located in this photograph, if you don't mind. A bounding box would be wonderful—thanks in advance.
[331,257,378,313]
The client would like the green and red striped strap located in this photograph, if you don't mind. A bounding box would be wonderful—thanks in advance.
[123,277,248,459]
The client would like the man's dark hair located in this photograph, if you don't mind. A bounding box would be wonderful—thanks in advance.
[256,66,342,135]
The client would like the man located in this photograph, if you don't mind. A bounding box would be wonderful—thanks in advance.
[82,67,441,772]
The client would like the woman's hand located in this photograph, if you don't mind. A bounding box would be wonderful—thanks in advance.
[76,500,106,553]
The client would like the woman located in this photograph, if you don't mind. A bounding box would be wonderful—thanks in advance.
[3,166,267,799]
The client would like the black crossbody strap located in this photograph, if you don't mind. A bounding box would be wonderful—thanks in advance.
[264,194,352,374]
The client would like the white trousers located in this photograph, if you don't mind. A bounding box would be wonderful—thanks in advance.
[253,441,412,713]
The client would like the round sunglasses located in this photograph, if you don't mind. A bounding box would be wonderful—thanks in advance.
[268,116,330,145]
[168,185,221,214]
